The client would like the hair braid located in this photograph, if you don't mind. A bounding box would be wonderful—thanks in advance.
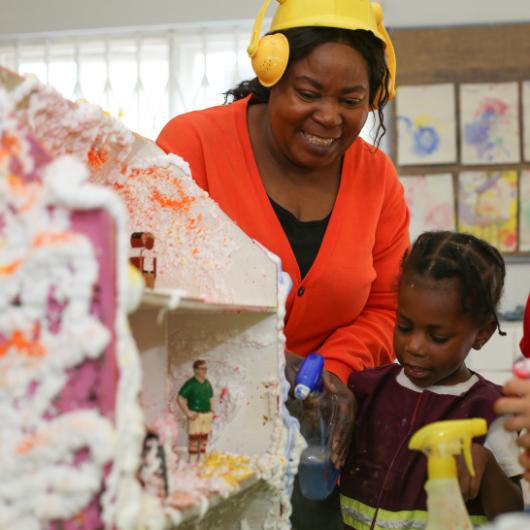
[401,231,506,334]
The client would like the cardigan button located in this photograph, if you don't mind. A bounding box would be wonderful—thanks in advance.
[297,286,305,296]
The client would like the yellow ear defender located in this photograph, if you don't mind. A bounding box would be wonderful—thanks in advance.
[247,0,396,106]
[247,0,290,88]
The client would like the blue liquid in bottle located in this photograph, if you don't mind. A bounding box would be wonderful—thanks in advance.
[298,445,340,500]
[298,405,340,500]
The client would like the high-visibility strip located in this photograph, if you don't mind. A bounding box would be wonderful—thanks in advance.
[340,494,488,530]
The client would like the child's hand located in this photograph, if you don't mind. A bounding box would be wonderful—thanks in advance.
[456,443,491,501]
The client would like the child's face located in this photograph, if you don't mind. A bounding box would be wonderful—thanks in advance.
[394,274,492,387]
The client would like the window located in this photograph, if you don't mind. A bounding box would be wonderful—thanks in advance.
[0,22,385,148]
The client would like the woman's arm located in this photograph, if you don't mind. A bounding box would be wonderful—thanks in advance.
[320,161,410,383]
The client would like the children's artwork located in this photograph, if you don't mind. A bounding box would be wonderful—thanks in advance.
[520,170,530,252]
[400,173,455,243]
[396,84,457,165]
[458,170,518,252]
[523,81,530,162]
[460,82,520,165]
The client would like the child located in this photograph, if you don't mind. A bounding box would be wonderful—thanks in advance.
[339,231,524,530]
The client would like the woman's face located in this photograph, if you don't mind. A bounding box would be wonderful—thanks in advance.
[267,41,371,170]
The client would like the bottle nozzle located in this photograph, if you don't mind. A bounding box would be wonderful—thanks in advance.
[294,353,324,400]
[294,384,311,400]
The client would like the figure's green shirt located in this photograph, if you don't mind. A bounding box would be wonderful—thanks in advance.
[179,377,213,412]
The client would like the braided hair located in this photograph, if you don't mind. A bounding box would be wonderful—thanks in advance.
[401,231,506,335]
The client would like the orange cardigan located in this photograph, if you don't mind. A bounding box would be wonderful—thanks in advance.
[157,97,410,383]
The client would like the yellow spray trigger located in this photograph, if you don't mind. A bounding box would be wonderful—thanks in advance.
[462,436,475,477]
[409,419,487,481]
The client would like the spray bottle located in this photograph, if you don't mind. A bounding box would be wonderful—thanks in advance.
[291,352,340,500]
[409,418,487,530]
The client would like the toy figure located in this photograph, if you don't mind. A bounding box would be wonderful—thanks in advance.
[130,231,157,288]
[177,360,214,462]
[139,432,168,498]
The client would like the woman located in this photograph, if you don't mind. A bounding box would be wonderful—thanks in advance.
[157,1,409,526]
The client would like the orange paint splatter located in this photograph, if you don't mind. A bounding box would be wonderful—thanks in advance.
[16,433,47,454]
[87,147,109,168]
[73,513,85,525]
[0,260,21,275]
[2,131,21,154]
[8,173,23,191]
[151,189,195,211]
[0,329,46,358]
[129,167,158,179]
[33,231,76,247]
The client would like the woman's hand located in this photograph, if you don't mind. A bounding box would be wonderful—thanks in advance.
[322,371,356,469]
[284,351,356,469]
[456,444,491,501]
[284,351,304,390]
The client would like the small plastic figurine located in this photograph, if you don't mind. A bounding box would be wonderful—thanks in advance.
[177,360,214,462]
[139,432,168,498]
[130,231,157,288]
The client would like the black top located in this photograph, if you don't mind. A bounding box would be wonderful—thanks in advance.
[269,197,331,279]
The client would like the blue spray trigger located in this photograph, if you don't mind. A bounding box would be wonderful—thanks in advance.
[294,352,324,400]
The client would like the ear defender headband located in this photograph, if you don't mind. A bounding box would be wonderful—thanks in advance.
[247,0,396,107]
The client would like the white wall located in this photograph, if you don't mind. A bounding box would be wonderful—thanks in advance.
[1,0,529,310]
[2,0,530,35]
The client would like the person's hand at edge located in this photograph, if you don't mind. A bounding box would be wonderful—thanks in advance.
[495,377,530,481]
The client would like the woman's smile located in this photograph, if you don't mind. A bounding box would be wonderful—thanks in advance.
[301,130,338,148]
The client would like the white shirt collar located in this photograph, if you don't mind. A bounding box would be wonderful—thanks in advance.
[396,367,479,396]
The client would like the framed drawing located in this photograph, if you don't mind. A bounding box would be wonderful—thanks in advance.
[460,82,520,165]
[396,84,457,166]
[520,170,530,252]
[458,170,518,252]
[523,81,530,162]
[400,173,456,243]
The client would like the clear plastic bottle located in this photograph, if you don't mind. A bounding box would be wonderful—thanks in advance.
[289,353,340,500]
